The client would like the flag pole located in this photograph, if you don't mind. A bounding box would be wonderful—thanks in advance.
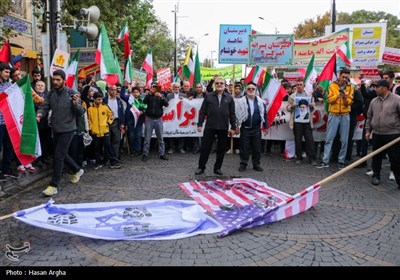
[0,213,13,221]
[230,64,236,154]
[316,136,400,186]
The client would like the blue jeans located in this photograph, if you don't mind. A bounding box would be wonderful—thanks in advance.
[322,114,350,164]
[127,117,144,153]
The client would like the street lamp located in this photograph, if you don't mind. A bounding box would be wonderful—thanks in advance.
[258,16,278,34]
[197,33,209,48]
[210,50,216,68]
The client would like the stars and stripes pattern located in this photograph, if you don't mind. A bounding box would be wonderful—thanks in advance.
[179,178,319,237]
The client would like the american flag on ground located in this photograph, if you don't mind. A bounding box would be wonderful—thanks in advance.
[179,178,319,237]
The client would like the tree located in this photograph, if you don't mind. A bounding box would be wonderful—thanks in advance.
[0,0,18,43]
[293,12,331,39]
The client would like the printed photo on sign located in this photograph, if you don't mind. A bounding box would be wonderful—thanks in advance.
[294,97,311,121]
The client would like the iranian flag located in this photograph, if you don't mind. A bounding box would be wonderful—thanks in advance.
[193,49,201,86]
[95,24,119,86]
[65,50,80,90]
[114,53,123,84]
[261,72,287,127]
[141,49,153,88]
[337,41,352,66]
[0,76,41,165]
[124,55,133,84]
[245,65,265,86]
[0,40,13,66]
[117,22,130,59]
[304,54,317,94]
[183,45,194,86]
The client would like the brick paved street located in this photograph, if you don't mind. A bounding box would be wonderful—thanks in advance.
[0,150,399,267]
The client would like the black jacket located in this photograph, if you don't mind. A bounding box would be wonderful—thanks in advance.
[197,91,236,130]
[143,93,169,119]
[37,86,84,133]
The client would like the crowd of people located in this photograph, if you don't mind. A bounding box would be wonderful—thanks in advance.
[0,64,399,197]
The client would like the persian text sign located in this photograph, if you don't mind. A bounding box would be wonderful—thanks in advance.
[352,26,383,66]
[156,67,172,91]
[219,24,251,64]
[201,66,242,80]
[382,47,400,66]
[248,34,293,66]
[158,99,363,141]
[293,29,349,66]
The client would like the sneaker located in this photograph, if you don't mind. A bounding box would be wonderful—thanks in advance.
[235,149,240,154]
[179,149,186,154]
[238,165,246,172]
[24,164,36,173]
[4,170,20,179]
[167,149,175,154]
[316,162,329,168]
[70,169,84,184]
[253,165,263,172]
[17,165,26,174]
[226,149,232,154]
[295,159,302,165]
[214,169,223,176]
[310,160,318,166]
[195,168,204,175]
[142,155,148,162]
[93,164,103,170]
[366,170,373,176]
[371,177,381,185]
[389,171,395,181]
[159,155,168,160]
[43,185,57,196]
[338,162,346,169]
[110,164,121,169]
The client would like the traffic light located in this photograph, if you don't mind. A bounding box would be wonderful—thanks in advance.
[78,5,100,40]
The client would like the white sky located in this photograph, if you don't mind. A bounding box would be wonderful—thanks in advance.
[152,0,400,67]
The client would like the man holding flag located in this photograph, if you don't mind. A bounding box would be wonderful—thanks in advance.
[36,70,85,196]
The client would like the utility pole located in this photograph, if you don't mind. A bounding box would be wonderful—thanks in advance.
[332,0,336,32]
[173,4,177,77]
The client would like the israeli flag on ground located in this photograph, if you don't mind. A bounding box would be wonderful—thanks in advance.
[13,199,223,240]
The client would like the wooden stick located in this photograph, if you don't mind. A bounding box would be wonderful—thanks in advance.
[0,213,14,221]
[317,136,400,186]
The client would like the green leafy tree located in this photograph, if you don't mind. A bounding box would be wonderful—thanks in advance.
[0,0,18,43]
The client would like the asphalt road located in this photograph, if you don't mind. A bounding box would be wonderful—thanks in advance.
[0,149,399,268]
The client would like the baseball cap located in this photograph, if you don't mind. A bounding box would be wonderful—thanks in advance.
[371,79,390,89]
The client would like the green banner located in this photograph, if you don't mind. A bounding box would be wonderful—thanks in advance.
[132,69,147,85]
[201,66,242,81]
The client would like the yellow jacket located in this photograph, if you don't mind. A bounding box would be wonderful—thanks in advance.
[327,82,354,115]
[88,104,113,137]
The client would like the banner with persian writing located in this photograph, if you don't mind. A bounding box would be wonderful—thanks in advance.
[158,98,363,141]
[293,29,349,66]
[382,47,400,66]
[248,34,293,66]
[219,24,251,64]
[201,66,243,80]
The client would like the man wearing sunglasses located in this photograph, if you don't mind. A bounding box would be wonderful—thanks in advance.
[195,77,237,176]
[236,81,268,172]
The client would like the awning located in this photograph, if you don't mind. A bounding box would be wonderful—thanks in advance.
[11,47,37,59]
